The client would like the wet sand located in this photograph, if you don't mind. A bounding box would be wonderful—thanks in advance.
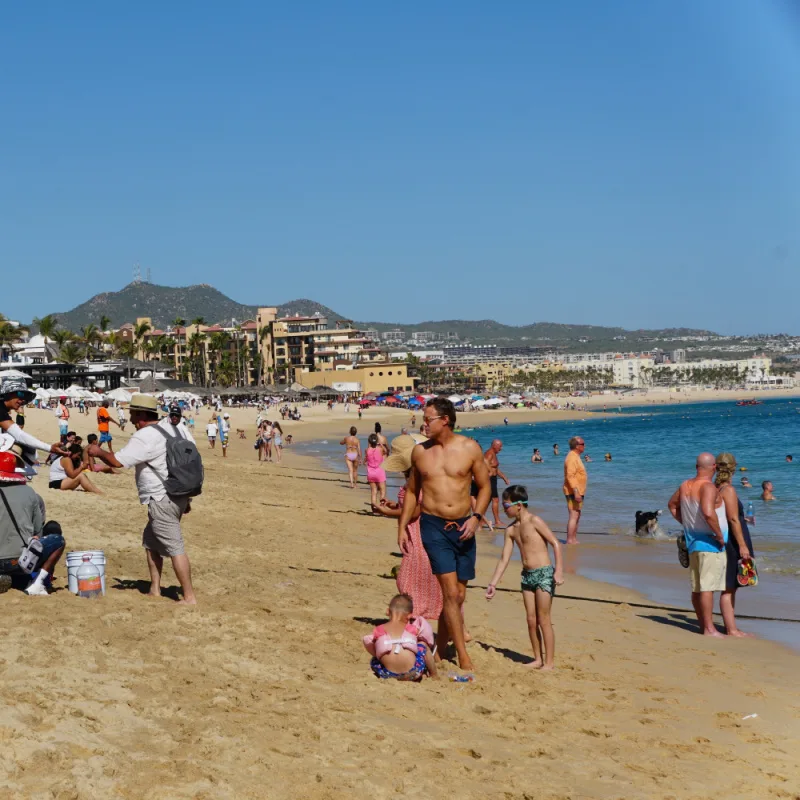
[2,407,799,799]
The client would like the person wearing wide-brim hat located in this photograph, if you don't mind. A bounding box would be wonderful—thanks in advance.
[0,450,66,596]
[88,394,199,604]
[0,379,67,459]
[372,434,443,621]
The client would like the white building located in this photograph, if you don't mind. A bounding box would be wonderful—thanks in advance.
[389,349,444,361]
[381,329,405,343]
[612,357,656,388]
[8,334,58,365]
[411,331,435,344]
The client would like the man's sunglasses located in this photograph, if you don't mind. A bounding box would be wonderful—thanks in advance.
[502,501,527,509]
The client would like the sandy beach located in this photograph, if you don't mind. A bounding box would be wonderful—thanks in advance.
[3,406,799,799]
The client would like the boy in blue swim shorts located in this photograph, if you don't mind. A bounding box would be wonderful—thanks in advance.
[486,485,564,670]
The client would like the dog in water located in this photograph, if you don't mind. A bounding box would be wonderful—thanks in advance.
[635,509,662,537]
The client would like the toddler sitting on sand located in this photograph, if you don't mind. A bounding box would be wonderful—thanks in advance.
[363,594,438,681]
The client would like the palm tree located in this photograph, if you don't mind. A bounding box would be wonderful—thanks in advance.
[33,314,58,349]
[79,324,100,360]
[208,331,231,386]
[217,354,236,387]
[0,315,24,362]
[59,342,82,364]
[133,321,151,360]
[99,315,111,334]
[51,329,75,353]
[173,317,187,329]
[187,331,206,386]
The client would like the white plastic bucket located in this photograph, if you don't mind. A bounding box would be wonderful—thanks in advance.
[66,551,106,595]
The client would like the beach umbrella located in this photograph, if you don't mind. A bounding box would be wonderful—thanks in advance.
[484,398,503,407]
[471,394,484,401]
[384,396,401,405]
[107,387,133,402]
[0,368,30,380]
[448,395,463,403]
[472,399,487,407]
[34,387,50,400]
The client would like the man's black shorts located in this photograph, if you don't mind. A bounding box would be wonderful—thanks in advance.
[470,475,499,499]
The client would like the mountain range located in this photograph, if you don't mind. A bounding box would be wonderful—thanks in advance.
[50,282,344,331]
[45,281,716,350]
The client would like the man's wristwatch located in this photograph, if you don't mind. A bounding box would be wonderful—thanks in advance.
[472,512,485,522]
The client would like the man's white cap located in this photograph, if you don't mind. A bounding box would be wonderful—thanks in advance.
[223,413,230,418]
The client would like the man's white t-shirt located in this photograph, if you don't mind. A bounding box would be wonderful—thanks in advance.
[206,422,217,438]
[116,419,194,504]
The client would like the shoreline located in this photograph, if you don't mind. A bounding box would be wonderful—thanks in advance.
[3,407,799,797]
[299,431,800,652]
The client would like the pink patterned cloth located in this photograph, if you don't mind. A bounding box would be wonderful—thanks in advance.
[396,487,443,620]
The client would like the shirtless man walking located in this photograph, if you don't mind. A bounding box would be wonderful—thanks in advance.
[399,398,491,671]
[472,439,509,528]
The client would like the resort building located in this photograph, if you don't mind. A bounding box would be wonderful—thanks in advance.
[295,361,415,395]
[132,308,382,387]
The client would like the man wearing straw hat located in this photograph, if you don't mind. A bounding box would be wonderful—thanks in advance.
[0,451,66,596]
[88,394,198,604]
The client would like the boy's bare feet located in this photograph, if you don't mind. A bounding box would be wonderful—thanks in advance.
[524,659,543,670]
[539,663,555,671]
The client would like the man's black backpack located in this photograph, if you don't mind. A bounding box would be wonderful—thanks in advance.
[155,425,204,497]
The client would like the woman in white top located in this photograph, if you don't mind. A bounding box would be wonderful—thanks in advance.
[262,420,273,462]
[272,422,284,464]
[206,418,218,449]
[49,443,103,494]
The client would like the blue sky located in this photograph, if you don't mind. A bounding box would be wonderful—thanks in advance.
[2,1,799,333]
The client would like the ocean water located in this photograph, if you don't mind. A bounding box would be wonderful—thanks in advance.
[299,398,800,646]
[461,398,800,572]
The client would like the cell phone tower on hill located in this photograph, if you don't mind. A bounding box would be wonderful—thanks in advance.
[132,264,152,284]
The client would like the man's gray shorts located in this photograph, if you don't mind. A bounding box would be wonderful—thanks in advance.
[143,495,189,557]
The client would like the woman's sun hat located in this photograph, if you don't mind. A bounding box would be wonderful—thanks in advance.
[383,433,424,473]
[0,378,35,404]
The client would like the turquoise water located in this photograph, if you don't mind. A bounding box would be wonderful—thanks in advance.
[462,398,800,573]
[299,398,800,646]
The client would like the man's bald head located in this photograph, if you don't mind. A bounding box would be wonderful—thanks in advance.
[491,439,503,451]
[696,452,716,474]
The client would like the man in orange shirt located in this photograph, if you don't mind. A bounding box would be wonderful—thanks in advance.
[563,436,587,545]
[97,399,120,452]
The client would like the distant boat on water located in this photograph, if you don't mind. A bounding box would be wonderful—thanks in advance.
[736,399,763,406]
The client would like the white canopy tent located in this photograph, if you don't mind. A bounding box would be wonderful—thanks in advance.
[34,387,50,401]
[0,368,31,380]
[484,398,504,407]
[106,387,133,403]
